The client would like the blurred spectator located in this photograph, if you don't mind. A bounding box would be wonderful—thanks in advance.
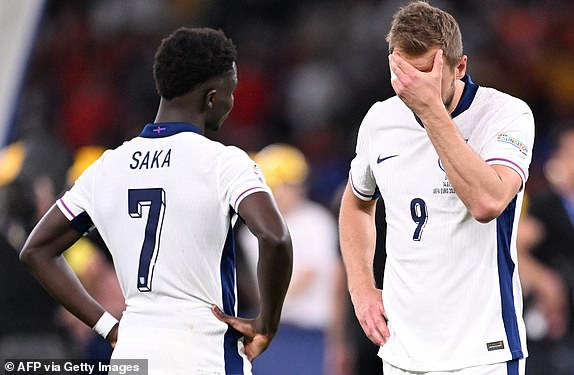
[0,134,72,247]
[518,124,574,375]
[0,135,72,358]
[238,144,340,375]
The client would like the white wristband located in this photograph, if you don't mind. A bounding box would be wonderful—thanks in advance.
[92,312,118,339]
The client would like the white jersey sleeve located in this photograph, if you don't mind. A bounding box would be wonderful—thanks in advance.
[480,100,534,186]
[218,146,270,213]
[349,103,379,201]
[56,151,109,234]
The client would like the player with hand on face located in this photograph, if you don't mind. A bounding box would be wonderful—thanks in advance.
[339,2,534,375]
[20,27,292,375]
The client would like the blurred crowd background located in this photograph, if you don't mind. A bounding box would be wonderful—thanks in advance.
[1,0,574,374]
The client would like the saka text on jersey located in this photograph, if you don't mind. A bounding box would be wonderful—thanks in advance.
[130,149,172,169]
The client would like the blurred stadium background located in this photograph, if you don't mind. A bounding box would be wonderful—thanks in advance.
[2,0,574,373]
[5,0,574,203]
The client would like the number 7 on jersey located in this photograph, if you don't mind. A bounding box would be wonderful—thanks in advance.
[128,188,166,292]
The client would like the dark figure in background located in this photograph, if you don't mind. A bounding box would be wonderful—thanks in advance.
[518,125,574,375]
[0,135,72,358]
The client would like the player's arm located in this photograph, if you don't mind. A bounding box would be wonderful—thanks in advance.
[212,191,292,361]
[338,181,389,346]
[20,205,118,345]
[390,50,522,222]
[423,114,521,223]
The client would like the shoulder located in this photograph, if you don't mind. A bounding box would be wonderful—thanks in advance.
[359,96,409,130]
[217,144,252,163]
[214,145,258,178]
[474,87,532,116]
[366,96,407,116]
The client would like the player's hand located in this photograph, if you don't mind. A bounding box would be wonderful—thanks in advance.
[350,286,390,347]
[389,49,444,118]
[211,305,272,362]
[106,323,119,348]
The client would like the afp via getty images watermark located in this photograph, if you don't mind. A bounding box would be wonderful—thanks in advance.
[4,359,147,375]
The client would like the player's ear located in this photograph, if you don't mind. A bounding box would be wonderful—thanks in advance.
[205,89,217,110]
[455,55,468,79]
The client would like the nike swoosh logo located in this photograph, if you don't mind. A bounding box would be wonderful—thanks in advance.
[377,154,399,164]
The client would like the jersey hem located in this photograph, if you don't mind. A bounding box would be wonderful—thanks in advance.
[379,349,527,372]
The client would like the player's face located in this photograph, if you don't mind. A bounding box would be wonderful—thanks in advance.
[398,47,465,113]
[440,57,461,113]
[205,62,238,132]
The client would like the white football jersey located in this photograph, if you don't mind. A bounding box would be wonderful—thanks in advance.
[349,76,533,371]
[57,122,270,375]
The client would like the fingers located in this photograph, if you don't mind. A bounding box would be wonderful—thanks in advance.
[388,53,405,81]
[389,49,444,80]
[360,308,390,346]
[211,305,256,338]
[107,323,119,348]
[211,305,241,331]
[211,305,273,362]
[389,51,419,81]
[354,295,390,347]
[388,52,414,93]
[211,304,229,322]
[433,49,444,73]
[388,54,403,93]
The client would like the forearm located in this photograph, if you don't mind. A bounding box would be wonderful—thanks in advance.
[20,205,112,331]
[256,235,293,334]
[421,109,517,221]
[236,192,293,334]
[21,248,107,328]
[338,184,377,296]
[339,184,389,345]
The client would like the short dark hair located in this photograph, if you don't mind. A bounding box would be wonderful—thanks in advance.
[387,1,463,67]
[153,27,237,100]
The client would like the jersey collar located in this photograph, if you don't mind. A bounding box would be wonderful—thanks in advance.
[413,74,479,127]
[139,122,202,138]
[450,74,479,118]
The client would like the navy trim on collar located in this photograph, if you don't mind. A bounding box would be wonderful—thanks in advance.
[139,122,202,138]
[413,74,479,127]
[451,74,479,118]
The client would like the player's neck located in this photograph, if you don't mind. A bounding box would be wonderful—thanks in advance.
[154,98,205,133]
[446,79,466,115]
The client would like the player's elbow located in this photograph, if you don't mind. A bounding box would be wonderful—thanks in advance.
[259,229,292,252]
[258,228,293,262]
[19,243,39,268]
[469,198,506,223]
[20,236,51,268]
